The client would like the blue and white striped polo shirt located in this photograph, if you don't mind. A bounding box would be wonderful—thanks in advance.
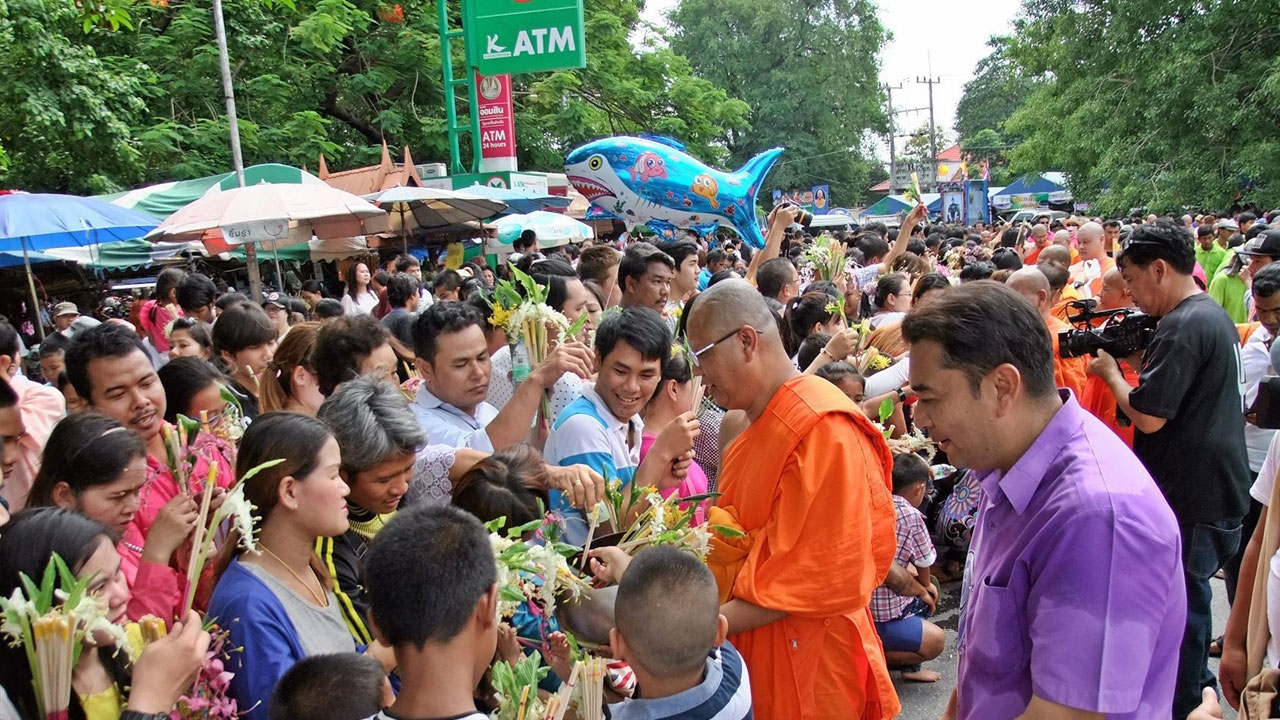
[542,385,643,545]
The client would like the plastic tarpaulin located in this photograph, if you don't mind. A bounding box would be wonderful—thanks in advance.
[96,164,322,221]
[991,173,1072,209]
[45,238,200,270]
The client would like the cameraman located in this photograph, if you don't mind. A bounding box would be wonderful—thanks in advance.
[1087,220,1251,720]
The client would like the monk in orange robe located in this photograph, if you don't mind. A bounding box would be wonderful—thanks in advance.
[1007,268,1088,399]
[688,280,903,720]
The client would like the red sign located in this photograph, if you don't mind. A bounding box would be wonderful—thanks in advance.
[477,73,516,172]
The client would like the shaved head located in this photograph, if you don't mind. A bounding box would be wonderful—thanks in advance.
[1030,225,1049,243]
[687,279,778,342]
[1078,221,1103,242]
[614,547,721,679]
[1036,245,1072,268]
[1053,230,1072,247]
[1007,267,1051,313]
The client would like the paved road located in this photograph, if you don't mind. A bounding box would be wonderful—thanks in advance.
[891,577,1237,719]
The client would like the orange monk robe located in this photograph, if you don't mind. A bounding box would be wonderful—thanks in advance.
[1051,283,1085,323]
[713,375,899,720]
[1046,315,1088,399]
[1069,255,1116,298]
[1080,369,1139,447]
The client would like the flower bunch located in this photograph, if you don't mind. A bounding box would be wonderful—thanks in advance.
[0,555,128,719]
[800,233,847,282]
[944,245,991,272]
[172,623,239,719]
[490,650,550,720]
[487,516,593,620]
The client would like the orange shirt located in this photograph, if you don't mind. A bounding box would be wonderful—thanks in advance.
[1080,370,1139,447]
[712,375,899,720]
[1047,315,1088,399]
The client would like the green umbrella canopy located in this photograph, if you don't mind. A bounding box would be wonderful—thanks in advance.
[96,164,320,221]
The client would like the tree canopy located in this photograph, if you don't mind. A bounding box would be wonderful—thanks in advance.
[956,0,1280,213]
[667,0,888,207]
[0,0,751,194]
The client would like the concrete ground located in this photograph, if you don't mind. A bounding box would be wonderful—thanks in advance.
[890,577,1236,719]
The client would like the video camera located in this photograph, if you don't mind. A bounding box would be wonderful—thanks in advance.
[1057,299,1159,359]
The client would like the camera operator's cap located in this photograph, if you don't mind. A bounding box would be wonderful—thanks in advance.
[1236,230,1280,259]
[52,302,79,318]
[1216,219,1240,231]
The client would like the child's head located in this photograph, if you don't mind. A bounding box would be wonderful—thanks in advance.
[796,332,831,371]
[613,546,726,684]
[363,505,498,682]
[168,317,213,360]
[451,446,548,532]
[815,361,865,404]
[269,653,391,720]
[892,452,931,508]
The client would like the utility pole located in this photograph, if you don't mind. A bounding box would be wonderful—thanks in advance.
[915,75,940,190]
[882,83,902,194]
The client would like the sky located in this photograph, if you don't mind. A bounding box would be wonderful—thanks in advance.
[638,0,1025,162]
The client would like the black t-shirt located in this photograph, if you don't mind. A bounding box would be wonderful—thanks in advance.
[1129,293,1250,525]
[381,309,415,349]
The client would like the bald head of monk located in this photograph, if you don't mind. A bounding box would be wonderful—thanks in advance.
[1006,267,1052,316]
[1036,244,1072,269]
[1098,268,1133,310]
[686,279,797,419]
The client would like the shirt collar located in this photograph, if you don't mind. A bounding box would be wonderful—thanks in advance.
[979,390,1083,515]
[582,385,644,439]
[415,382,486,426]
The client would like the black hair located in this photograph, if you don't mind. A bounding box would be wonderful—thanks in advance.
[433,269,464,294]
[314,298,345,319]
[902,281,1056,399]
[1000,227,1022,248]
[27,412,147,508]
[39,340,66,360]
[797,332,832,371]
[1240,212,1258,224]
[157,357,225,424]
[344,260,373,301]
[301,279,326,297]
[212,302,277,358]
[578,246,621,285]
[65,322,149,401]
[659,241,699,270]
[385,274,420,309]
[412,301,484,363]
[873,273,909,312]
[614,545,720,678]
[394,254,421,273]
[855,235,890,262]
[1102,219,1122,230]
[783,292,836,357]
[648,343,693,406]
[892,451,931,493]
[313,315,390,396]
[991,247,1023,270]
[958,261,995,282]
[1038,262,1070,293]
[1117,220,1196,275]
[364,504,496,648]
[529,258,580,313]
[176,273,218,313]
[913,273,951,302]
[814,360,864,390]
[0,319,17,358]
[757,258,797,300]
[862,221,888,238]
[906,237,927,256]
[514,229,538,251]
[216,291,249,311]
[0,508,130,720]
[0,376,19,409]
[452,446,548,530]
[269,653,386,720]
[1196,225,1215,239]
[1254,263,1280,299]
[169,317,213,352]
[153,267,187,305]
[707,269,737,287]
[595,306,672,363]
[618,242,675,295]
[705,248,728,266]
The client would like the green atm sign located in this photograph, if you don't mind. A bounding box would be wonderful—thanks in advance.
[464,0,586,75]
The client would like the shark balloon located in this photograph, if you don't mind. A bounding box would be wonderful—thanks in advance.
[564,136,783,249]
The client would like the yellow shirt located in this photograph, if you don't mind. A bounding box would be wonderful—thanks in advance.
[79,683,124,720]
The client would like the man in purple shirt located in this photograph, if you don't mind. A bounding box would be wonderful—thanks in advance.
[902,281,1186,720]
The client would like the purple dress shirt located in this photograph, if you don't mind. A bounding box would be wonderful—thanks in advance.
[957,393,1186,719]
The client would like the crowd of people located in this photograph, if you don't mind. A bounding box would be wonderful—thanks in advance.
[1,204,1279,720]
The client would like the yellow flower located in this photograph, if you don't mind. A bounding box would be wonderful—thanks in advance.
[489,304,513,329]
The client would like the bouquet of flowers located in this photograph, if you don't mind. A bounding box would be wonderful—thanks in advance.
[487,517,593,621]
[873,396,936,460]
[171,623,239,719]
[489,650,550,720]
[0,555,129,719]
[800,233,847,282]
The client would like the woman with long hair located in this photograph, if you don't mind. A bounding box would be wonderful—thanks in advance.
[166,317,213,361]
[340,261,379,316]
[258,322,324,415]
[157,357,233,427]
[864,273,912,330]
[208,412,358,720]
[0,507,210,720]
[27,412,200,621]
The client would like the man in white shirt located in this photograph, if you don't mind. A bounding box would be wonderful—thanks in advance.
[409,301,592,450]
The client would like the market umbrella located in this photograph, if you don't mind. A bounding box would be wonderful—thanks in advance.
[145,181,389,287]
[0,192,158,340]
[363,186,507,252]
[461,185,572,215]
[488,211,593,254]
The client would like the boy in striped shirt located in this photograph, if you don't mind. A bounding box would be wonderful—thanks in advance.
[590,545,753,720]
